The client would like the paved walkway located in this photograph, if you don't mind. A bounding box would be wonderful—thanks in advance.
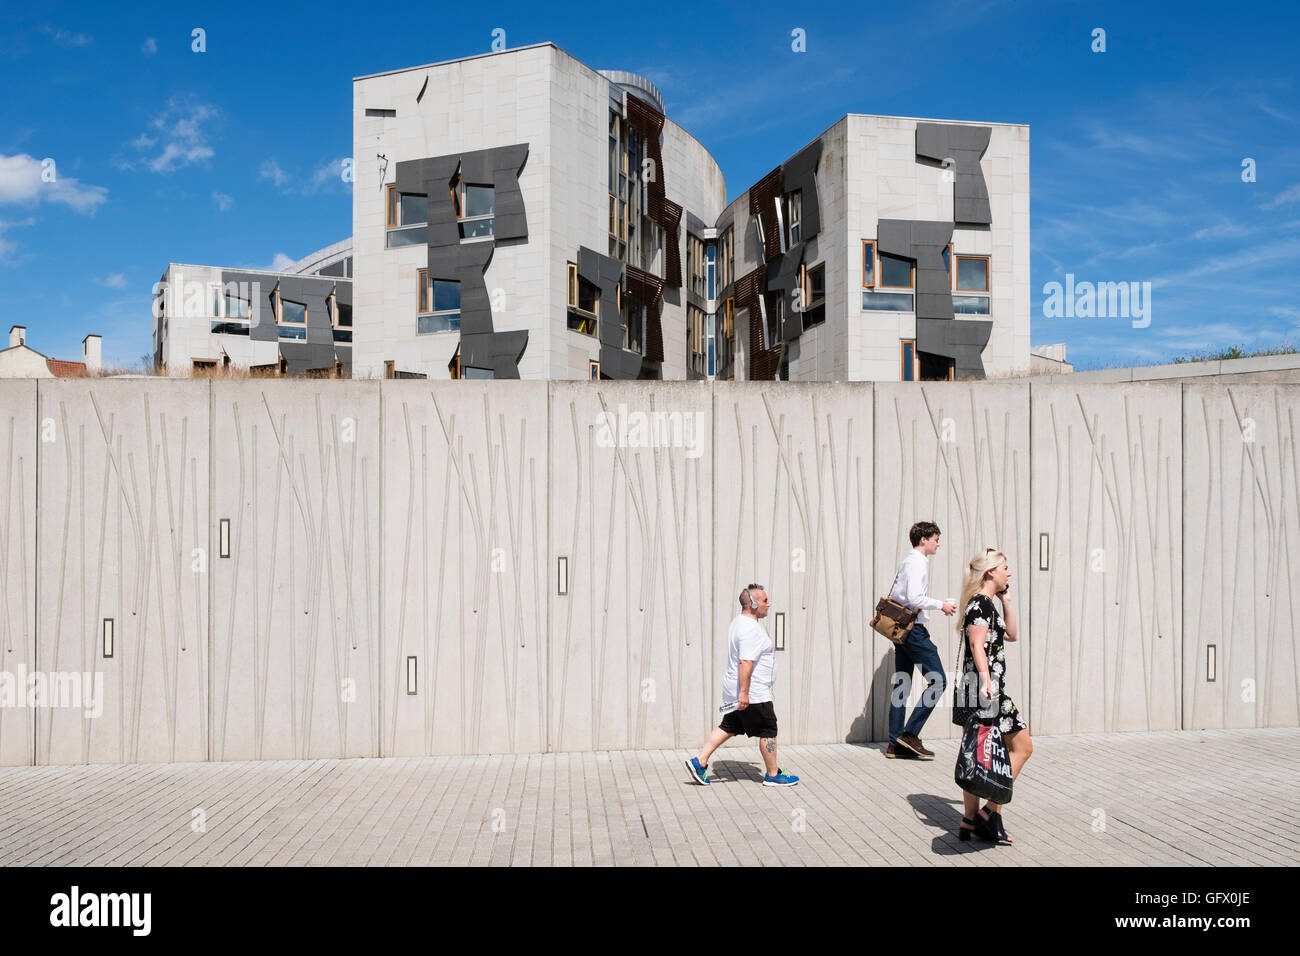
[0,728,1296,866]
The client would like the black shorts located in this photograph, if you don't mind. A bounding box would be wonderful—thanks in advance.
[719,700,778,738]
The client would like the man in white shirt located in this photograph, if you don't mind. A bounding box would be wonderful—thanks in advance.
[887,521,956,759]
[684,584,799,787]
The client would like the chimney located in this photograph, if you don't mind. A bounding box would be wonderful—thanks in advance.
[82,334,102,374]
[9,325,25,348]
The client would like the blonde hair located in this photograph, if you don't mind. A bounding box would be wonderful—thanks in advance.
[957,549,1007,634]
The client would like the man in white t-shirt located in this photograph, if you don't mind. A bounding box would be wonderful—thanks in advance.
[684,584,800,787]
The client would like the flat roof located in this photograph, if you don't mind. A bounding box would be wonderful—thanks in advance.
[353,41,559,82]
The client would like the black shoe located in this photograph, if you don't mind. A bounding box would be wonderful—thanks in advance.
[958,816,976,842]
[885,743,916,759]
[896,733,934,759]
[972,809,1001,843]
[987,809,1014,844]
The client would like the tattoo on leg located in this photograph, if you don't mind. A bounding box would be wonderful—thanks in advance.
[765,739,776,753]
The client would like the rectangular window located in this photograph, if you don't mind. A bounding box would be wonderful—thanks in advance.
[901,340,915,381]
[952,295,991,315]
[706,244,716,300]
[862,241,875,287]
[400,192,428,225]
[273,292,307,339]
[589,360,600,380]
[225,292,250,319]
[385,360,395,379]
[862,291,914,311]
[387,184,398,227]
[879,252,914,289]
[956,255,990,292]
[566,262,600,335]
[418,270,461,333]
[464,366,493,379]
[455,181,494,238]
[192,359,217,372]
[386,226,425,248]
[720,227,734,290]
[688,304,707,374]
[330,294,352,342]
[622,290,644,354]
[801,263,826,331]
[783,190,801,247]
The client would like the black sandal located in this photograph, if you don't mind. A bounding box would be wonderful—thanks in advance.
[958,816,977,841]
[987,809,1014,844]
[972,808,1001,843]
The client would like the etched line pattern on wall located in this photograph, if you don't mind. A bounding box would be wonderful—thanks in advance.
[0,390,37,765]
[387,385,545,756]
[551,385,709,752]
[717,386,872,745]
[212,386,377,761]
[1032,386,1180,735]
[1184,386,1299,730]
[38,384,207,765]
[874,384,1027,743]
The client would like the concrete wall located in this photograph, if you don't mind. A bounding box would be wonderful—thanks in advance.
[715,383,877,742]
[875,383,1030,740]
[209,381,380,760]
[0,382,36,764]
[3,379,1296,766]
[1030,384,1182,734]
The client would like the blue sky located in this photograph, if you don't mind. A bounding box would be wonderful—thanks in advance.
[1,0,1298,370]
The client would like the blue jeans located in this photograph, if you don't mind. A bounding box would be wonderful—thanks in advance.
[888,623,947,742]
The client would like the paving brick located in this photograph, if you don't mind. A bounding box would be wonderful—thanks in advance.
[1,727,1296,866]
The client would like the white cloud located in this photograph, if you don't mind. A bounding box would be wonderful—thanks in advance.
[40,25,93,48]
[1261,182,1300,210]
[212,192,233,212]
[0,216,37,264]
[124,95,218,173]
[259,159,290,190]
[141,37,157,55]
[0,153,108,213]
[304,157,350,194]
[97,273,127,288]
[241,253,297,273]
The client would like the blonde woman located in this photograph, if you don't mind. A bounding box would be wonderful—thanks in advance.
[955,549,1032,845]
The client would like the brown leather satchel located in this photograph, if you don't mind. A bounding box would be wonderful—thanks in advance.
[870,596,918,645]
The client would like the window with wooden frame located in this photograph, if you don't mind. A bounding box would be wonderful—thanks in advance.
[385,184,429,248]
[901,340,916,381]
[448,352,461,380]
[417,270,461,333]
[800,262,826,330]
[272,290,307,340]
[862,241,876,288]
[687,234,706,298]
[385,360,395,379]
[450,175,494,238]
[878,252,914,290]
[688,304,707,375]
[955,255,990,292]
[589,360,600,380]
[335,360,344,378]
[782,190,802,248]
[329,293,352,342]
[566,261,599,335]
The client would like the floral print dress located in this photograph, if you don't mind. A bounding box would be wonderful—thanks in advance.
[961,593,1027,735]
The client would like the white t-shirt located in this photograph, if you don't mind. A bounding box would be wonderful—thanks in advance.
[722,614,776,705]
